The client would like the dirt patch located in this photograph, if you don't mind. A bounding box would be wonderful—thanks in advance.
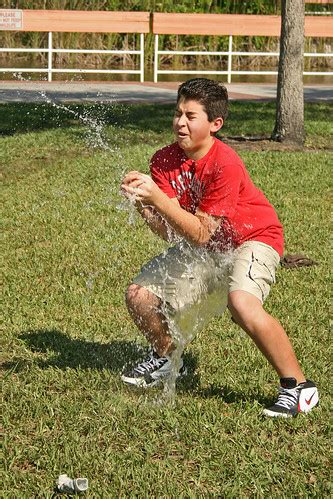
[221,136,331,152]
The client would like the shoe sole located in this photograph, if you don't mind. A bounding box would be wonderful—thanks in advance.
[121,366,186,389]
[262,408,293,418]
[121,374,162,389]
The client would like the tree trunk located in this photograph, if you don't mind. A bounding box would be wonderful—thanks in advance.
[272,0,305,145]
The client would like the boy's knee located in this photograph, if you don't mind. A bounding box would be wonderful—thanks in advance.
[125,284,159,311]
[228,290,247,313]
[126,284,142,307]
[228,290,263,325]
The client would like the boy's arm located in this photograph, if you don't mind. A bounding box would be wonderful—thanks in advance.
[135,200,179,242]
[151,194,220,246]
[122,171,220,246]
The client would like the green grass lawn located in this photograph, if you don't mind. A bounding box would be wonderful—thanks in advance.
[1,100,332,497]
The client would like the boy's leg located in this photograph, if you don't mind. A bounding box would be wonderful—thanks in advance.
[228,241,305,382]
[228,241,318,417]
[123,283,179,387]
[228,290,305,383]
[126,283,174,357]
[123,244,229,387]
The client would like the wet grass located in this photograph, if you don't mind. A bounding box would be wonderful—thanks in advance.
[1,100,331,496]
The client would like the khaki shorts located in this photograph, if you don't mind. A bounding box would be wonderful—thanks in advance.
[229,241,280,303]
[132,240,280,343]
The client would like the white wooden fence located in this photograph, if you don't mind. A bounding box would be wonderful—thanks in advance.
[0,9,332,83]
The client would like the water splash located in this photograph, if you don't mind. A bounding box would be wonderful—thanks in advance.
[13,72,114,151]
[40,91,111,150]
[12,72,137,224]
[116,190,138,225]
[152,243,235,404]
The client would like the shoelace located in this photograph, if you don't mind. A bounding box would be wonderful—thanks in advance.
[276,386,299,409]
[134,356,167,375]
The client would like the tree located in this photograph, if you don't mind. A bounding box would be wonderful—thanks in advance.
[272,0,305,145]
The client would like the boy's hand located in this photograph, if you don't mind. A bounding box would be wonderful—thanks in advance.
[121,172,219,246]
[121,171,161,205]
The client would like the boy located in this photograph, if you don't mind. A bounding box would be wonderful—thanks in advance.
[121,78,319,418]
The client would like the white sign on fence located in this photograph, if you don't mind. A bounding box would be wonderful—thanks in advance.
[0,10,23,30]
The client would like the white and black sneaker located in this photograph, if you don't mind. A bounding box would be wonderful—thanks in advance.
[263,377,319,418]
[121,351,184,388]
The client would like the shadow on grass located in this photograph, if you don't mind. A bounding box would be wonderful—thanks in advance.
[4,329,150,372]
[3,328,199,385]
[4,329,271,403]
[0,101,275,138]
[195,383,272,406]
[1,101,330,144]
[0,102,174,137]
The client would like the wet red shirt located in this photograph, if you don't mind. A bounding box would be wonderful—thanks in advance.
[150,137,284,255]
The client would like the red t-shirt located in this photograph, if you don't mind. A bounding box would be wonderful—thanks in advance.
[150,137,284,255]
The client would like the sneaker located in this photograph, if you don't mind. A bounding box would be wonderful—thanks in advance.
[263,377,319,418]
[121,351,184,388]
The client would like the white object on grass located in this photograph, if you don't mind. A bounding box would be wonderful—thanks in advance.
[56,474,89,494]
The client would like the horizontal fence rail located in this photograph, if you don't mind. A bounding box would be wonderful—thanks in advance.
[0,32,145,82]
[0,10,151,33]
[0,9,332,83]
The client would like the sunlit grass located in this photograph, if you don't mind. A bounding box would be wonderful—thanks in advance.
[1,101,331,496]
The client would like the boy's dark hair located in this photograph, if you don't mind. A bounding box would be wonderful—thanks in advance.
[177,78,228,122]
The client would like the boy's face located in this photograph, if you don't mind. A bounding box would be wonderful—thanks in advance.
[173,98,223,159]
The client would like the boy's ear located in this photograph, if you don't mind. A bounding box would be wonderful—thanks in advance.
[210,117,224,133]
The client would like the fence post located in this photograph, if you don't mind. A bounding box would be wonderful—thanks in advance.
[227,34,233,84]
[140,33,145,82]
[48,31,53,82]
[154,34,159,82]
